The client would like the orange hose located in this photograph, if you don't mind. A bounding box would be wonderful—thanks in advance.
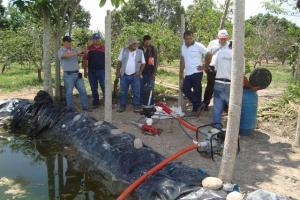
[117,143,199,200]
[177,117,198,132]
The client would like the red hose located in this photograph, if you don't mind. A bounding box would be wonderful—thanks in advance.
[156,102,198,132]
[117,143,199,200]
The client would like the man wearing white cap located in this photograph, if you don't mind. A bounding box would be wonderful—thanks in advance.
[210,31,231,129]
[202,29,229,111]
[116,36,146,113]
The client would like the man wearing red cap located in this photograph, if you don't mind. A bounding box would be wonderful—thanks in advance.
[202,30,230,111]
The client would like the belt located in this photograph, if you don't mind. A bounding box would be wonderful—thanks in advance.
[64,70,79,74]
[215,78,231,83]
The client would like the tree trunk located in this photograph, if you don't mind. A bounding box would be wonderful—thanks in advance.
[295,111,300,147]
[218,0,245,183]
[1,65,6,74]
[55,37,62,101]
[34,61,43,82]
[178,14,185,110]
[219,0,231,30]
[42,13,53,96]
[104,11,112,123]
[295,52,300,80]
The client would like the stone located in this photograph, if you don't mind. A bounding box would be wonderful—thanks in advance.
[134,138,143,149]
[72,114,81,122]
[111,129,123,135]
[226,191,243,200]
[202,177,223,190]
[94,121,104,126]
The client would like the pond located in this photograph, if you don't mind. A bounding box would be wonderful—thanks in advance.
[0,131,115,200]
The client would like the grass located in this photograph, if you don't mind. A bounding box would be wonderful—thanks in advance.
[0,64,42,92]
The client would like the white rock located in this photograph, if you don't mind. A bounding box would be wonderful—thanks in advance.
[226,191,243,200]
[94,121,104,126]
[134,138,143,149]
[111,129,123,135]
[72,114,81,122]
[62,124,66,129]
[202,177,223,190]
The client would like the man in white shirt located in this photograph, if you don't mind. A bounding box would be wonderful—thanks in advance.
[179,31,211,116]
[202,30,229,111]
[116,36,146,112]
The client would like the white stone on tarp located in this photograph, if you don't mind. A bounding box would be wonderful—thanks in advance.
[61,124,66,129]
[73,114,81,122]
[134,138,143,149]
[202,177,223,190]
[226,191,243,200]
[111,129,122,135]
[94,121,104,126]
[246,189,289,200]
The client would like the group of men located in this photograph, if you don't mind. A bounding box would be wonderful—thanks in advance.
[58,29,257,129]
[57,33,157,112]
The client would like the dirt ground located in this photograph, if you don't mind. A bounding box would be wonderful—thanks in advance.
[0,89,299,200]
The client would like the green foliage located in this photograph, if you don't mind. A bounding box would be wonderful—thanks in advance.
[185,0,232,45]
[112,21,180,65]
[72,27,93,48]
[280,82,300,104]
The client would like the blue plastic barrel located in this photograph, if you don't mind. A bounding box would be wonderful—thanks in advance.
[240,88,258,135]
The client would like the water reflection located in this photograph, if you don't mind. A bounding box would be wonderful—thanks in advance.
[0,132,115,200]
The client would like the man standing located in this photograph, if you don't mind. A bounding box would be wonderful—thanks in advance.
[139,35,158,105]
[83,33,105,108]
[58,36,89,111]
[116,36,146,112]
[180,31,211,116]
[202,29,229,111]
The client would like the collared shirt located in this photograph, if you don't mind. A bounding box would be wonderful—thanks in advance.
[207,39,229,66]
[57,47,79,72]
[118,48,146,75]
[211,45,232,84]
[83,44,105,70]
[181,42,208,76]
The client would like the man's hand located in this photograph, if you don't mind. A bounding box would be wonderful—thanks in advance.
[84,71,88,78]
[151,74,156,81]
[135,71,142,78]
[197,65,207,71]
[250,86,260,91]
[116,70,121,78]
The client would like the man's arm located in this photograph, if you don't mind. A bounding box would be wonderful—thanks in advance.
[153,47,158,74]
[204,52,213,69]
[82,50,88,78]
[137,52,146,76]
[243,76,260,91]
[116,61,122,78]
[179,56,185,80]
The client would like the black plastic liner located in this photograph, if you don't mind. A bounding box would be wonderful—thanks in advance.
[0,91,208,200]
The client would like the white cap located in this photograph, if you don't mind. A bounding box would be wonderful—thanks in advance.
[218,29,229,39]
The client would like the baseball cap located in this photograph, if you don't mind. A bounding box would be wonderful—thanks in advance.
[92,33,101,40]
[127,36,138,46]
[218,29,229,39]
[62,36,72,42]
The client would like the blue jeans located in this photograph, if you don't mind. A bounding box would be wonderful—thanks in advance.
[119,74,141,108]
[141,73,155,105]
[182,72,203,111]
[88,69,105,105]
[63,72,89,110]
[213,82,230,129]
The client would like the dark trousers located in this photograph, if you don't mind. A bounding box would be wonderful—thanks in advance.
[88,69,105,106]
[182,72,203,111]
[140,73,155,105]
[203,67,216,106]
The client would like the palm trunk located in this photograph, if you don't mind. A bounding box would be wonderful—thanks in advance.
[295,111,300,147]
[178,14,185,110]
[42,12,53,96]
[219,0,231,30]
[55,37,62,101]
[218,0,245,183]
[105,11,112,123]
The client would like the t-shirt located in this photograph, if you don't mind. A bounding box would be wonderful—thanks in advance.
[139,45,157,75]
[83,44,105,70]
[57,47,79,72]
[118,48,146,75]
[181,42,208,76]
[211,45,232,84]
[207,39,228,66]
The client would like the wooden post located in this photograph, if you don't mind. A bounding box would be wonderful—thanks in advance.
[178,14,185,109]
[104,10,112,123]
[218,0,245,183]
[295,111,300,147]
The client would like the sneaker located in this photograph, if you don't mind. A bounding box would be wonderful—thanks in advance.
[117,106,126,113]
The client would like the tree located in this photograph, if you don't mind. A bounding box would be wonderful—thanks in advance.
[218,0,246,183]
[219,0,232,29]
[0,0,9,28]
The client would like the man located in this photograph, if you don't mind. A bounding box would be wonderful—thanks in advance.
[202,29,229,111]
[180,31,211,116]
[83,33,105,108]
[139,35,158,105]
[116,36,146,112]
[58,36,89,111]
